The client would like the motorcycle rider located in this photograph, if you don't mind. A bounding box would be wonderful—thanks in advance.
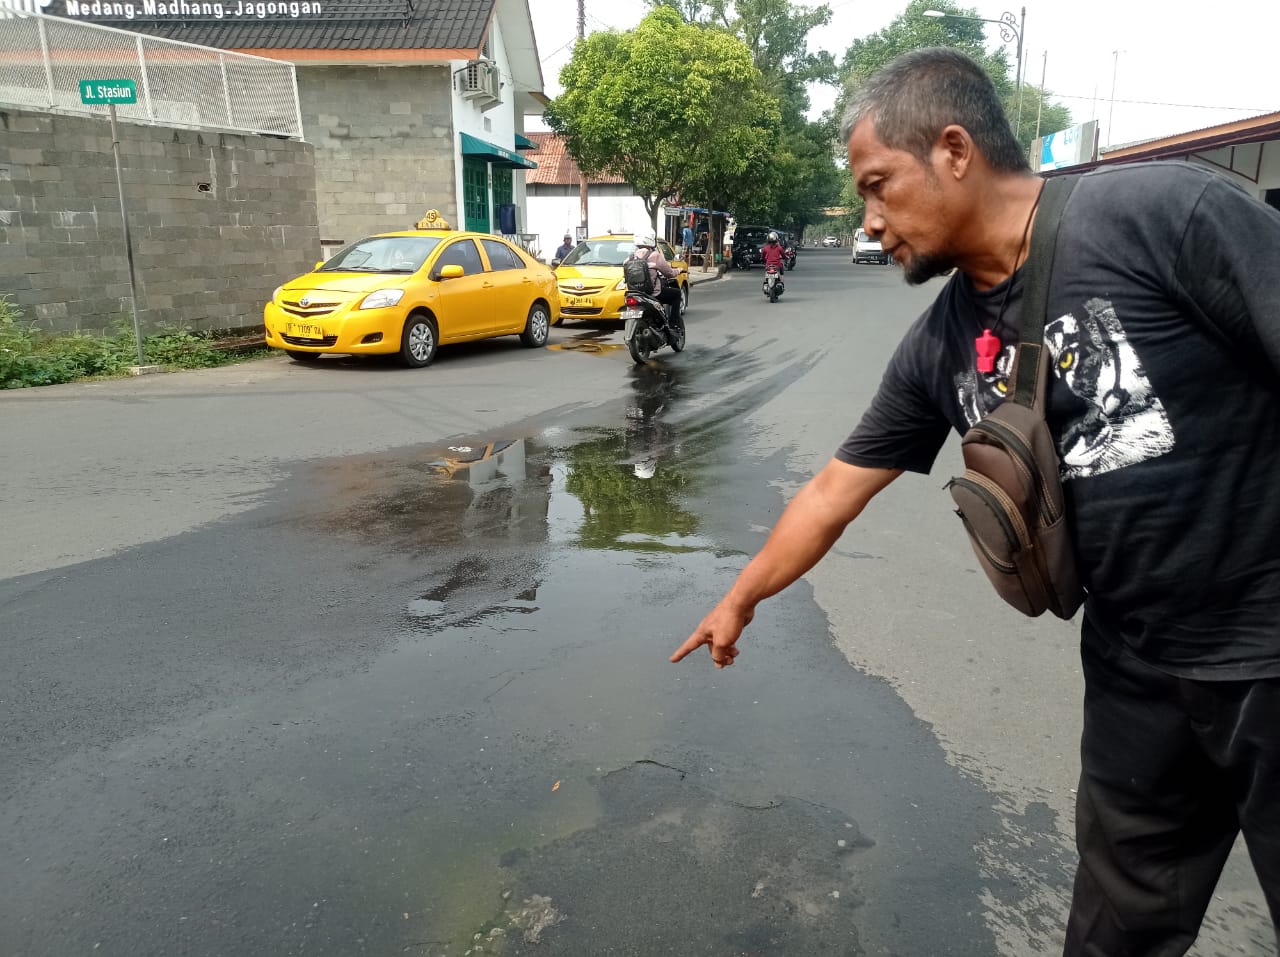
[761,231,787,299]
[627,231,684,340]
[761,231,787,273]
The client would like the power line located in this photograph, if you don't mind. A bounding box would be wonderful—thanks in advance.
[1050,92,1274,113]
[539,35,578,64]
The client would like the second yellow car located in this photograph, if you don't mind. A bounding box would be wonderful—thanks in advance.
[553,234,689,323]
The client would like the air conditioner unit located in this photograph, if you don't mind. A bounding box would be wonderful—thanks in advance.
[459,60,501,108]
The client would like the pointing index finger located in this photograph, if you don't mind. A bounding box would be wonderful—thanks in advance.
[669,631,707,663]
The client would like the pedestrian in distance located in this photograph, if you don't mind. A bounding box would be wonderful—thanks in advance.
[554,234,574,261]
[671,46,1280,956]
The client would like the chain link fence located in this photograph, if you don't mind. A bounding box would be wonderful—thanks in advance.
[0,8,302,137]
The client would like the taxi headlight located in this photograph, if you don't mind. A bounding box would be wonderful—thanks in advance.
[614,278,627,290]
[272,285,283,302]
[360,289,405,310]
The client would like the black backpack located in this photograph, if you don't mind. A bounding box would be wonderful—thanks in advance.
[623,249,655,294]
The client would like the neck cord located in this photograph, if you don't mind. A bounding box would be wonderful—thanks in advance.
[992,181,1045,332]
[974,181,1046,373]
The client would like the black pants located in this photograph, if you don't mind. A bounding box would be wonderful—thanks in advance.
[1065,619,1280,955]
[656,286,682,328]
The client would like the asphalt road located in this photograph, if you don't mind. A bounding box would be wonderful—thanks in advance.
[1,249,1272,956]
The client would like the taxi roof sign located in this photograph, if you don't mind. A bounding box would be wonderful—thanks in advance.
[416,209,453,231]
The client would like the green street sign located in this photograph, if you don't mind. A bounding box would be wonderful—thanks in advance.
[79,79,137,105]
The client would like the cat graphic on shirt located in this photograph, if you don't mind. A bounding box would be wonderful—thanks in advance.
[954,296,1174,481]
[1044,297,1174,479]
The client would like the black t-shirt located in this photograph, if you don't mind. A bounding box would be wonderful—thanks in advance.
[837,162,1280,679]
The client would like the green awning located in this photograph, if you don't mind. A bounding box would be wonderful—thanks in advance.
[460,132,537,170]
[514,132,536,150]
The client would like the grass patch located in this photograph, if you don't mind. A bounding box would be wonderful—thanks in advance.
[0,298,267,390]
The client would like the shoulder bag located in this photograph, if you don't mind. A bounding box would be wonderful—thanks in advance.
[946,174,1085,619]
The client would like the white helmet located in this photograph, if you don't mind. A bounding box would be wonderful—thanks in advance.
[635,230,657,248]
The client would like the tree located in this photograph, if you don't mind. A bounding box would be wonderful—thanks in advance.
[545,8,779,230]
[647,0,845,233]
[837,0,1071,158]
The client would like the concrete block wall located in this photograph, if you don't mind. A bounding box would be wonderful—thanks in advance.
[300,65,456,245]
[0,107,320,334]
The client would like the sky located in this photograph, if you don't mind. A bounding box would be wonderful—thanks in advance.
[525,0,1279,150]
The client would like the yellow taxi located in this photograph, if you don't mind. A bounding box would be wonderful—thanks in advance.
[553,234,689,323]
[264,210,559,368]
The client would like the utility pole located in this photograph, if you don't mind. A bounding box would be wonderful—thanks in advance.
[1013,6,1025,139]
[1107,50,1121,147]
[577,0,588,238]
[1034,50,1047,141]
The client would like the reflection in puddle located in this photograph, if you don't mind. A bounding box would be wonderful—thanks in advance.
[430,439,526,486]
[547,340,626,356]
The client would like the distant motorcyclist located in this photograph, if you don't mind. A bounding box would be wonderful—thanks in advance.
[627,231,683,334]
[761,231,787,272]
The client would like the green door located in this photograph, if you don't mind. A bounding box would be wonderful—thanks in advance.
[463,157,490,233]
[492,167,513,209]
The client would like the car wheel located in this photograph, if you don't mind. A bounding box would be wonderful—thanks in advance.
[679,283,689,317]
[520,302,551,348]
[286,350,321,362]
[399,313,438,368]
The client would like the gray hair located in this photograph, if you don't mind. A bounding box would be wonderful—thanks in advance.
[840,47,1028,174]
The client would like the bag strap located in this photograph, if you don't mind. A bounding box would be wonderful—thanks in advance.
[1009,174,1080,410]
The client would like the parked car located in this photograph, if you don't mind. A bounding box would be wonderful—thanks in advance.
[730,225,772,269]
[853,228,891,265]
[263,211,557,368]
[553,234,689,322]
[777,229,798,269]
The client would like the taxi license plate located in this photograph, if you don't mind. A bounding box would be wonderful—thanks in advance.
[286,321,325,339]
[564,295,593,307]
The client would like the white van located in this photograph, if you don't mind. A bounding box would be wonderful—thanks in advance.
[853,228,891,265]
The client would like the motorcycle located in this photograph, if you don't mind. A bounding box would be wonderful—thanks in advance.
[621,289,686,364]
[762,263,785,303]
[783,244,797,271]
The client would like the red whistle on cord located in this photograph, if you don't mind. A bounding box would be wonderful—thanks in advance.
[975,328,1001,374]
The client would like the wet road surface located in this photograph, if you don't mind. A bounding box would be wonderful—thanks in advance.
[2,251,1270,956]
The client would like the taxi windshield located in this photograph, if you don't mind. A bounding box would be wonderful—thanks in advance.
[320,236,442,274]
[559,238,636,267]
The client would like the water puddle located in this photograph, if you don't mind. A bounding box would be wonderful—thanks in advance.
[546,340,625,356]
[547,330,625,356]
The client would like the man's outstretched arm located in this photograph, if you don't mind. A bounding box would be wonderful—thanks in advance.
[670,459,901,668]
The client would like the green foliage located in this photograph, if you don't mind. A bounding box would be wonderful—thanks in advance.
[0,299,251,390]
[837,0,1071,157]
[649,0,837,94]
[564,428,701,551]
[727,118,845,229]
[646,0,845,232]
[546,7,780,227]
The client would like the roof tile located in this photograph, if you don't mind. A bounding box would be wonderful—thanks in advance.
[524,132,626,186]
[41,0,494,51]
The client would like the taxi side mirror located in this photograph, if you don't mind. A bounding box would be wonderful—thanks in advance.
[551,259,562,268]
[437,264,465,280]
